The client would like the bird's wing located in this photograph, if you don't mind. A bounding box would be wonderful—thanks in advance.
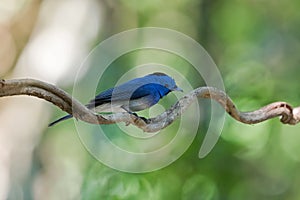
[86,87,114,108]
[86,82,157,109]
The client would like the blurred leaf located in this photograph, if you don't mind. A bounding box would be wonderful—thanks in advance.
[182,175,218,200]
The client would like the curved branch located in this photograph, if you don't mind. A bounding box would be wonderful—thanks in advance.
[0,78,300,132]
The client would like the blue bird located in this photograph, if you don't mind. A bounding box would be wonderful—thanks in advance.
[49,72,183,126]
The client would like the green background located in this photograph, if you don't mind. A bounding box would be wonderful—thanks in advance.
[2,0,300,199]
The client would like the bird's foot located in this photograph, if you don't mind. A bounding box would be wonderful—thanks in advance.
[140,116,150,124]
[121,106,150,124]
[131,112,150,123]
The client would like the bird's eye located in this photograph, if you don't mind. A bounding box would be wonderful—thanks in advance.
[164,84,169,88]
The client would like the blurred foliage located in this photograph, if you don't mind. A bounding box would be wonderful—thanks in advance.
[2,0,300,199]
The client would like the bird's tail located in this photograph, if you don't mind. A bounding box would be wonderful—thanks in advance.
[48,114,73,127]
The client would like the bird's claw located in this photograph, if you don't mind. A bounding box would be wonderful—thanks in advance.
[129,112,150,124]
[131,112,139,117]
[139,116,150,123]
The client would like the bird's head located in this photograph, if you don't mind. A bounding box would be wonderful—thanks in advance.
[148,72,183,92]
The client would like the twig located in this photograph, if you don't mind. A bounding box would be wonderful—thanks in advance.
[0,78,300,132]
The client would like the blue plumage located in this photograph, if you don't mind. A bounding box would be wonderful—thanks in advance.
[49,72,182,126]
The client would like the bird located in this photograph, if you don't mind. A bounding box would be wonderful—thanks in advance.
[49,72,183,126]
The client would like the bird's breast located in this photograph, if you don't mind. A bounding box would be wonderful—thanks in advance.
[93,95,157,113]
[128,98,154,112]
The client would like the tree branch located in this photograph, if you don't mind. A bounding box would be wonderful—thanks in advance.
[1,78,300,132]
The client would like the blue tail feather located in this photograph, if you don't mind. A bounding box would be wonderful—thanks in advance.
[48,115,73,127]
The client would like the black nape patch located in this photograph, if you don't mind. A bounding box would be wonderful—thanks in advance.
[151,72,167,76]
